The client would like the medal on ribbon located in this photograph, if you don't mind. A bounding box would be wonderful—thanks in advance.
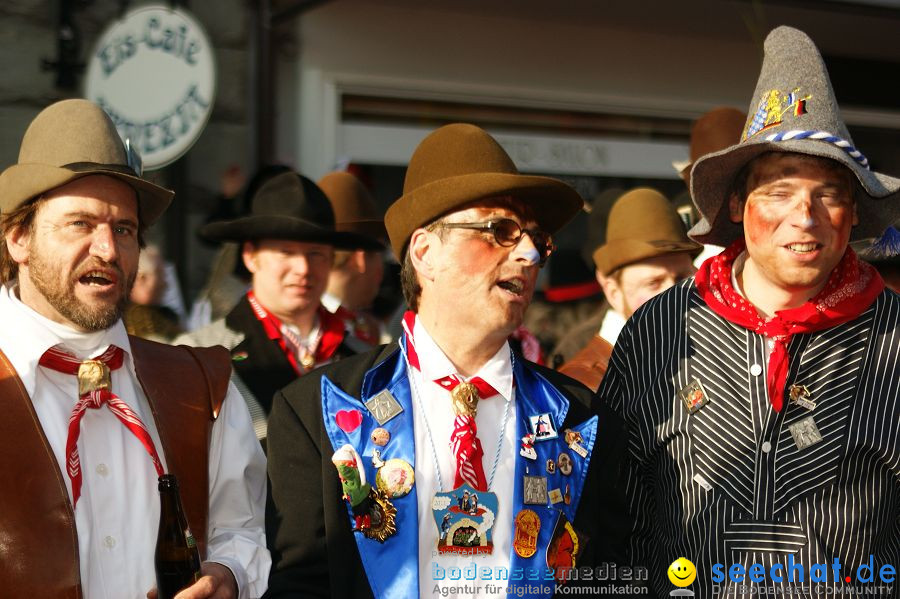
[431,483,498,555]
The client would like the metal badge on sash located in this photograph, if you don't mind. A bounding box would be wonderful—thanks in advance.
[365,389,404,425]
[513,509,541,558]
[789,416,823,450]
[529,412,558,441]
[523,475,548,505]
[332,445,396,542]
[548,488,563,504]
[432,484,498,555]
[77,360,111,395]
[557,452,573,476]
[679,378,710,414]
[789,384,816,411]
[546,512,584,584]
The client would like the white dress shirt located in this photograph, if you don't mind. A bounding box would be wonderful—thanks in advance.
[409,316,518,599]
[0,283,270,599]
[598,309,627,345]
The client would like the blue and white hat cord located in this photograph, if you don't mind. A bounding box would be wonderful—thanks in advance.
[764,129,870,170]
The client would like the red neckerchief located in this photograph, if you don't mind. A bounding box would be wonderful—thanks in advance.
[247,290,345,375]
[694,239,884,412]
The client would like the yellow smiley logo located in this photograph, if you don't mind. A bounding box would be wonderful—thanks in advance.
[668,557,697,587]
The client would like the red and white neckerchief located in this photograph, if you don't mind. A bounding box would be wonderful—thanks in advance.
[402,311,500,492]
[509,325,544,365]
[334,305,380,346]
[694,239,884,412]
[39,345,165,506]
[247,290,345,375]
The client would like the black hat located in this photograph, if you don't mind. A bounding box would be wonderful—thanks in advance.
[199,171,375,249]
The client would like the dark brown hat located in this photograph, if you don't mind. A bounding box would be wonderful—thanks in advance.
[592,188,702,277]
[317,171,386,251]
[384,123,583,257]
[690,26,900,246]
[199,171,372,249]
[0,99,173,224]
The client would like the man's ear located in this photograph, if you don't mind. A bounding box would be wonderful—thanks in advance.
[408,228,438,284]
[241,241,259,274]
[728,193,744,224]
[5,225,31,266]
[596,269,624,315]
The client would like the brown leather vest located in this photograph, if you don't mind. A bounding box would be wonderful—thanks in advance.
[558,335,614,392]
[0,337,230,599]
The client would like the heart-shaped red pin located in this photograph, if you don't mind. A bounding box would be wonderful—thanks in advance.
[335,409,363,433]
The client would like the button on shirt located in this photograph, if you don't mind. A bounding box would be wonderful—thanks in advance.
[410,317,517,599]
[0,284,270,598]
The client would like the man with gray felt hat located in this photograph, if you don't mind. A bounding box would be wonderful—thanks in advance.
[595,25,900,597]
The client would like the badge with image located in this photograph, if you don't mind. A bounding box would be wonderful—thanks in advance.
[668,557,696,597]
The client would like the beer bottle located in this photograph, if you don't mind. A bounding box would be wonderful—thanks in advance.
[155,474,201,599]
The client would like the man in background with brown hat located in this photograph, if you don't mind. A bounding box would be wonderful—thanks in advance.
[178,171,373,446]
[597,26,900,597]
[265,123,629,598]
[0,99,268,598]
[318,170,388,346]
[557,188,700,390]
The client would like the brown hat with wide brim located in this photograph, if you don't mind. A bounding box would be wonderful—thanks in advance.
[690,26,900,246]
[199,171,371,249]
[0,99,173,225]
[384,123,584,258]
[592,188,702,277]
[317,171,386,251]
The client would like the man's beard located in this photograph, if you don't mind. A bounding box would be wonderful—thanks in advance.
[27,248,135,332]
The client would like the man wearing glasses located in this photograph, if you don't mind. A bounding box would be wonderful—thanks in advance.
[264,123,630,598]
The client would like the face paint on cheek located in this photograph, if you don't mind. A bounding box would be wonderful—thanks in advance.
[743,201,777,246]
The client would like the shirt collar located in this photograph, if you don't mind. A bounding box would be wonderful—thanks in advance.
[411,314,514,401]
[598,309,627,344]
[320,292,342,313]
[0,282,133,397]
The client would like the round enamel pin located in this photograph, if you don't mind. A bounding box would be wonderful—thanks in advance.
[371,427,390,446]
[375,458,415,498]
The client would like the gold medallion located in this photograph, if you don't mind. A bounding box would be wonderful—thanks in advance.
[77,360,111,395]
[513,509,541,558]
[300,353,316,370]
[451,382,480,417]
[363,489,398,542]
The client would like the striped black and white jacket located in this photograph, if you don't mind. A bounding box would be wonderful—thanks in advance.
[597,279,900,598]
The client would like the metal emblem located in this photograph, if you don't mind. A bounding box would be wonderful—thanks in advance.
[450,382,480,417]
[77,360,111,395]
[365,389,404,425]
[789,416,823,450]
[789,384,816,411]
[679,378,710,414]
[546,458,556,474]
[513,509,541,558]
[523,475,548,505]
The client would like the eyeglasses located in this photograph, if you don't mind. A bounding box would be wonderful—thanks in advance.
[439,218,555,266]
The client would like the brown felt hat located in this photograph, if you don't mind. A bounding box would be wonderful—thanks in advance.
[690,26,900,246]
[677,107,747,183]
[384,123,583,257]
[318,171,386,251]
[0,99,173,225]
[592,188,702,277]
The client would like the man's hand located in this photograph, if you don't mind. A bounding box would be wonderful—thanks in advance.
[146,561,238,599]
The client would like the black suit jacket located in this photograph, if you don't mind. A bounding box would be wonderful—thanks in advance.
[264,343,632,598]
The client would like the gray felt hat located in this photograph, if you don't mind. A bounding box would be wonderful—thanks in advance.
[689,25,900,246]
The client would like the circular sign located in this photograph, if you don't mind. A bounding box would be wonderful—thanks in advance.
[84,4,216,170]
